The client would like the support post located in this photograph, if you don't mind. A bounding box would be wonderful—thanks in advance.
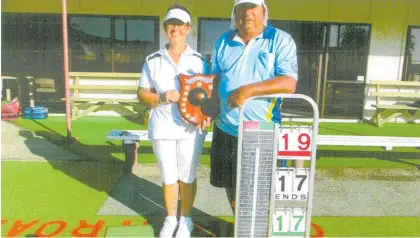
[123,141,139,174]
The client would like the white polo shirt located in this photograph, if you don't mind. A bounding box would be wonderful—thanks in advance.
[139,45,209,140]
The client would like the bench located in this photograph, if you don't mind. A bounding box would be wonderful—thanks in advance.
[369,80,420,127]
[106,130,420,173]
[66,72,146,120]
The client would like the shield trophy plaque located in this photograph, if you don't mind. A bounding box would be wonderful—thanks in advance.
[178,73,219,125]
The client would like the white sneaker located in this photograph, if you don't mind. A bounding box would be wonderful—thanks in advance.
[159,216,178,238]
[176,216,193,238]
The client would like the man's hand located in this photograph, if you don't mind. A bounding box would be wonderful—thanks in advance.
[228,85,252,109]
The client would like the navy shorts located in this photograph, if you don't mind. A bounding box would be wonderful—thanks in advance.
[210,125,238,188]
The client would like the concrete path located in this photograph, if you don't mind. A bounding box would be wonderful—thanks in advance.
[1,121,81,161]
[97,164,420,217]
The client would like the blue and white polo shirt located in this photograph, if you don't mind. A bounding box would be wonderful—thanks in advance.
[211,24,298,137]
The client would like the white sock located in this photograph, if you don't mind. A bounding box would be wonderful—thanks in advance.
[166,216,177,222]
[179,216,192,222]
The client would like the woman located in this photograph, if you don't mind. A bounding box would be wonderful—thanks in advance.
[137,4,209,238]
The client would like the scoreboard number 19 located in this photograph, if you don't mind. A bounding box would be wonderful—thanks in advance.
[278,127,312,160]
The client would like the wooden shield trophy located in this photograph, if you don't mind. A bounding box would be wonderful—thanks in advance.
[178,73,219,125]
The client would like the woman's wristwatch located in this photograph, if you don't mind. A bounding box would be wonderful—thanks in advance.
[159,93,166,105]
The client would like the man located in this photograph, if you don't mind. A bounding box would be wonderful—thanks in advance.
[207,0,299,211]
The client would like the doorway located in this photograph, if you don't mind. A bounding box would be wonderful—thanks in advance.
[271,21,371,119]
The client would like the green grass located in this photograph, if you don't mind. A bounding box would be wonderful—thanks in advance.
[310,158,419,169]
[1,162,146,237]
[13,116,148,145]
[13,115,420,138]
[313,217,420,237]
[10,116,420,168]
[2,161,420,237]
[315,122,420,137]
[1,161,123,219]
[3,215,418,237]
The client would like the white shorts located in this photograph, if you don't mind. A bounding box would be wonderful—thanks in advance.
[152,132,206,184]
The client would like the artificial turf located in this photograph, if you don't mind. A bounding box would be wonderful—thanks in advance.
[2,161,420,237]
[12,115,420,139]
[11,116,420,168]
[3,103,420,237]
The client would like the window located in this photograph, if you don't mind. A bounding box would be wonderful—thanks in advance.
[69,15,159,72]
[326,24,370,82]
[1,13,20,75]
[324,24,370,119]
[69,16,112,72]
[403,26,420,81]
[1,13,63,75]
[114,17,158,72]
[197,18,230,61]
[1,13,159,76]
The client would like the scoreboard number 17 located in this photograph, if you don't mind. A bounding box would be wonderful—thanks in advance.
[272,208,306,237]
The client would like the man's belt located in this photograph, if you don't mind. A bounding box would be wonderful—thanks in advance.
[178,73,219,125]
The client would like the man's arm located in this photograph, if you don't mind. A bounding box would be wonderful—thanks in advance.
[246,75,297,95]
[228,76,296,108]
[228,33,298,109]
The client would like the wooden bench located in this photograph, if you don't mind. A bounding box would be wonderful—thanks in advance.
[106,129,420,173]
[369,80,420,127]
[67,72,145,120]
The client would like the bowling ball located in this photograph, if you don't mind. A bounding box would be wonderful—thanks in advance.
[188,88,208,106]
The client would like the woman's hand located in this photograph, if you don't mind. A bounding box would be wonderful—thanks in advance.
[197,117,212,130]
[161,89,180,104]
[181,116,212,131]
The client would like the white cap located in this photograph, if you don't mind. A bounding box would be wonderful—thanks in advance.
[230,0,268,30]
[164,9,191,24]
[234,0,264,6]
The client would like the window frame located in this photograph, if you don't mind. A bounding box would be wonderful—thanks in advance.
[197,17,231,61]
[402,25,420,81]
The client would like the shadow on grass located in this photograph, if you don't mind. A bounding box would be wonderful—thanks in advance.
[17,120,233,237]
[14,119,420,237]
